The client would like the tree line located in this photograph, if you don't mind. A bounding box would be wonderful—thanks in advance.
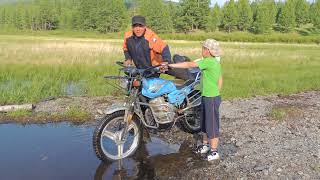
[0,0,319,34]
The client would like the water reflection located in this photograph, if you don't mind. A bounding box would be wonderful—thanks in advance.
[94,140,205,180]
[0,123,206,180]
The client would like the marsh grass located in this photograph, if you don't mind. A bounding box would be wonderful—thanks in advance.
[6,109,32,119]
[269,108,287,121]
[63,106,92,122]
[0,35,319,105]
[1,30,319,43]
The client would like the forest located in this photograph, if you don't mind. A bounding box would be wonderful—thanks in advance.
[0,0,319,35]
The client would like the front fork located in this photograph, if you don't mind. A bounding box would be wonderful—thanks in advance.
[120,89,138,141]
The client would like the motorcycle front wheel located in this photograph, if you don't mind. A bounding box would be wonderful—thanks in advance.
[93,110,141,161]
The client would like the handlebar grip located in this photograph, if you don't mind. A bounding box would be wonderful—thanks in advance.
[116,61,125,67]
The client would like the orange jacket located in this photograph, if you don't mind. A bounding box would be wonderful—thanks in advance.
[123,28,171,67]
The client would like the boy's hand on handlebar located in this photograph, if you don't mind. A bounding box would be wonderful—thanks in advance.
[160,62,169,73]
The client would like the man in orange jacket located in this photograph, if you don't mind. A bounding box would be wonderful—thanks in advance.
[123,15,171,71]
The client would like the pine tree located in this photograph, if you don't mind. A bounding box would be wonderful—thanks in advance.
[295,0,310,27]
[0,7,5,26]
[253,1,271,33]
[96,0,127,33]
[38,0,59,30]
[222,0,238,33]
[167,1,178,32]
[24,8,31,29]
[251,0,258,23]
[266,0,277,25]
[177,0,196,32]
[176,0,210,32]
[310,0,320,29]
[237,0,252,31]
[278,0,296,32]
[78,0,98,30]
[138,0,173,33]
[13,4,24,29]
[206,3,221,32]
[275,1,285,24]
[194,0,210,30]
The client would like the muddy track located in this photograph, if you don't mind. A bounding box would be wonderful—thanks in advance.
[1,91,319,179]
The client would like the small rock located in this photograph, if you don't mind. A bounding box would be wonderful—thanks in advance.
[276,168,282,172]
[263,169,269,176]
[236,141,243,147]
[290,162,297,167]
[298,171,303,175]
[254,165,268,171]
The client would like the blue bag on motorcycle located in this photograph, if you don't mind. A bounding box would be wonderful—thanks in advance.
[167,86,192,106]
[141,78,177,99]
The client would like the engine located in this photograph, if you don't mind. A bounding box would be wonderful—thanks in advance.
[146,97,175,124]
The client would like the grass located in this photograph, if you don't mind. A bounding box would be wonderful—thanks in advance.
[0,35,320,105]
[268,106,303,122]
[0,29,319,44]
[269,108,287,121]
[6,109,33,119]
[0,108,93,124]
[62,106,92,122]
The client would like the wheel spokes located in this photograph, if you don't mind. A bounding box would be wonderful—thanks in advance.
[127,122,135,131]
[117,144,124,157]
[102,130,116,141]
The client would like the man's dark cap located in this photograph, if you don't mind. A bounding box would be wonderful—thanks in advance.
[132,15,146,26]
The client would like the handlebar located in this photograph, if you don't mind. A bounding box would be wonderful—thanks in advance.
[116,61,125,67]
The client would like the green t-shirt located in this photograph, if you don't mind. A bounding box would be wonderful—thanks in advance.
[196,57,221,97]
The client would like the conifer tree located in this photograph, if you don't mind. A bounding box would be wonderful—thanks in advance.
[310,0,320,29]
[252,1,271,33]
[237,0,252,31]
[222,0,238,33]
[138,0,172,33]
[295,0,310,27]
[96,0,127,33]
[206,3,221,32]
[278,0,296,32]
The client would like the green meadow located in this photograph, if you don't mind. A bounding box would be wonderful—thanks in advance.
[0,35,319,105]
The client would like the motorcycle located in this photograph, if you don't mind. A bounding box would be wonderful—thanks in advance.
[93,61,202,161]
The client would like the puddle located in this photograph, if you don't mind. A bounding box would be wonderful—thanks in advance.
[0,80,32,91]
[62,81,87,96]
[0,123,205,180]
[0,80,86,96]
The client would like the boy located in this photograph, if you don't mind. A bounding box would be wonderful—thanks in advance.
[164,39,223,161]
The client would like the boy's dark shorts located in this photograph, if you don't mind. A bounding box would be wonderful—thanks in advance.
[200,96,221,139]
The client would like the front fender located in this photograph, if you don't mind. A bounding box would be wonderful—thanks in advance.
[100,104,144,122]
[103,104,128,115]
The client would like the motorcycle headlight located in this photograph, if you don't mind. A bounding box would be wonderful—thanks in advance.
[119,79,129,89]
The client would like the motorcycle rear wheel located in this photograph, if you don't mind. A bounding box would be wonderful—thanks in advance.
[180,105,201,133]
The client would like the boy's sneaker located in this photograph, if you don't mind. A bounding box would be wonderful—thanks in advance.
[205,150,220,161]
[193,144,210,154]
